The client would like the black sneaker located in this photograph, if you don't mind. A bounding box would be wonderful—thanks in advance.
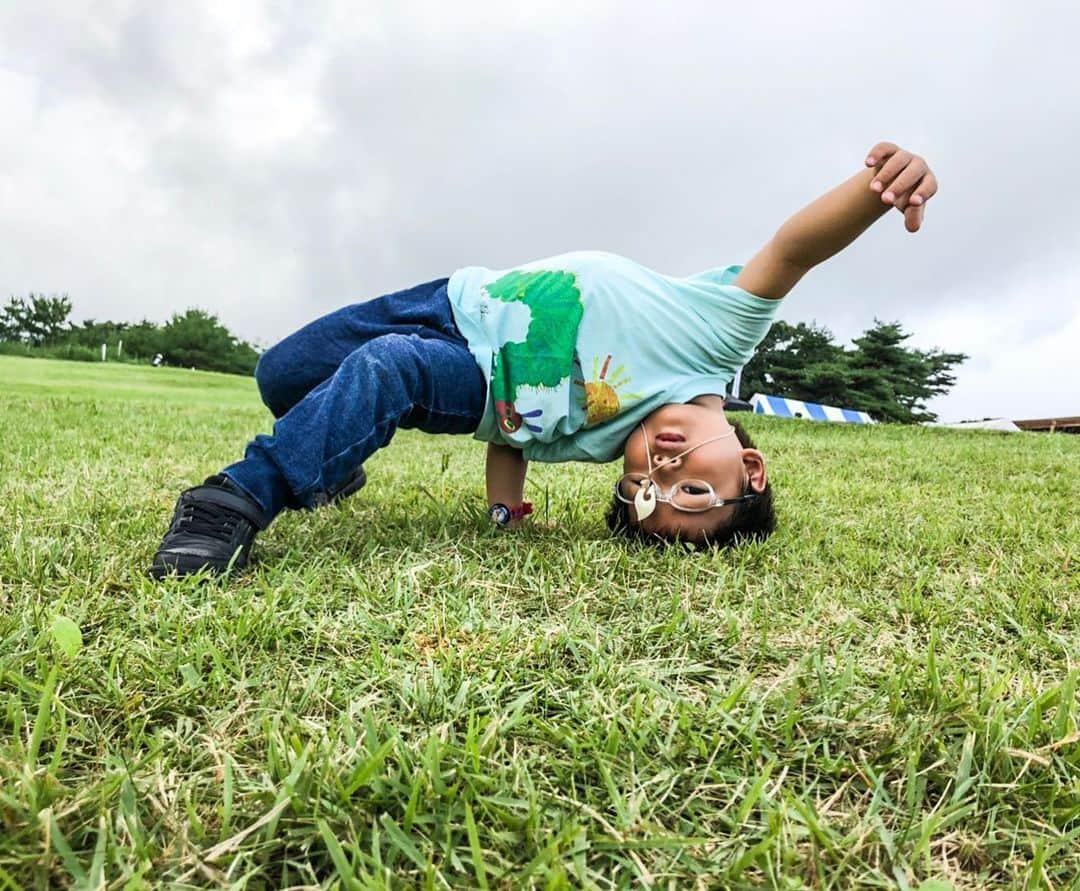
[312,465,368,506]
[150,475,269,579]
[331,466,367,504]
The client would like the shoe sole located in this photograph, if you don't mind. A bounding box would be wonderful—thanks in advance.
[149,551,247,580]
[330,467,368,504]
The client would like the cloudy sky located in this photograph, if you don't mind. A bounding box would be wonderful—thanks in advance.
[2,0,1076,421]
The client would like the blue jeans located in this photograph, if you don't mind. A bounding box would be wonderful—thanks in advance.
[223,279,487,521]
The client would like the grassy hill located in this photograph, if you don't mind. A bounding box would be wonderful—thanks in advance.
[1,355,1077,887]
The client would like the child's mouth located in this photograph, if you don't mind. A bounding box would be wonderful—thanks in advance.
[655,432,685,446]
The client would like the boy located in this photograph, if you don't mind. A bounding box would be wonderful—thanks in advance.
[150,141,937,578]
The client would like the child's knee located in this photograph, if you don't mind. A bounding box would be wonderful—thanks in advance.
[345,334,423,388]
[254,346,290,416]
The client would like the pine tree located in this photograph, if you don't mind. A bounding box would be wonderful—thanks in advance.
[846,321,966,423]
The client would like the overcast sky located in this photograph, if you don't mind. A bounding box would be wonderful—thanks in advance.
[2,0,1076,421]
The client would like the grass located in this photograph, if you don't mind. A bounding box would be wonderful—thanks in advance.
[0,354,1077,889]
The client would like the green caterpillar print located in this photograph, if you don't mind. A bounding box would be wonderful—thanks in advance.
[485,270,583,434]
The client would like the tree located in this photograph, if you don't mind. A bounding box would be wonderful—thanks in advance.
[0,298,23,342]
[846,321,966,423]
[120,320,165,359]
[62,318,166,360]
[741,321,855,406]
[0,294,73,345]
[160,309,259,375]
[65,318,128,349]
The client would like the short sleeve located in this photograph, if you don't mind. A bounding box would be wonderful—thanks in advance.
[688,264,744,287]
[681,266,782,374]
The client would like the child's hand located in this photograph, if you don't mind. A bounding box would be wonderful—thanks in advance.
[865,142,939,233]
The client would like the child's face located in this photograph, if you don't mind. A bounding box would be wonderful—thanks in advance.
[620,400,767,542]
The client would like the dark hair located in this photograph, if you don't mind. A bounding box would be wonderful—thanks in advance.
[605,420,776,550]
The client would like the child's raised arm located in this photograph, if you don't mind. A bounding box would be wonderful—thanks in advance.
[734,141,938,300]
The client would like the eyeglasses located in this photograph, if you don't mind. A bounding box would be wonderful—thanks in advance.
[616,423,757,517]
[615,474,759,513]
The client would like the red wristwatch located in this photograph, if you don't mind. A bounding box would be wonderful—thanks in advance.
[488,502,533,527]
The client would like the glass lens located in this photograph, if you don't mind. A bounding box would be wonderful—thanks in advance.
[671,479,715,511]
[617,474,650,502]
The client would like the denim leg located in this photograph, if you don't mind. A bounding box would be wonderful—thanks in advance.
[254,278,452,418]
[224,332,486,519]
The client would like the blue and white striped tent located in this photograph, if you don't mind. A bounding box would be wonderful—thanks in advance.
[750,393,874,424]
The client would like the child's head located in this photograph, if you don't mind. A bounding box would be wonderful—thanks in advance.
[606,399,775,548]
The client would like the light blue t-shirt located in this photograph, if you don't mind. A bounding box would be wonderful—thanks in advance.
[447,250,781,463]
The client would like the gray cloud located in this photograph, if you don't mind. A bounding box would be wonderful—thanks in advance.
[1,0,1076,419]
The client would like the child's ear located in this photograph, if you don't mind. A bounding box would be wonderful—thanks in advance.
[740,448,767,493]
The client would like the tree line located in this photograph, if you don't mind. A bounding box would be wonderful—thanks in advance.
[0,294,259,375]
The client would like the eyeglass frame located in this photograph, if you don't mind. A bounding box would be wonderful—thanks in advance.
[614,475,759,513]
[615,423,760,514]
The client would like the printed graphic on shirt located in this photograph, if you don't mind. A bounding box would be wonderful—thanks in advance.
[574,354,642,427]
[485,270,583,433]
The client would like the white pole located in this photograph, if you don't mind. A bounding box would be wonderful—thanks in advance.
[101,343,107,362]
[117,339,123,359]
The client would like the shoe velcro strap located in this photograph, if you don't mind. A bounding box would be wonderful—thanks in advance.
[186,485,269,530]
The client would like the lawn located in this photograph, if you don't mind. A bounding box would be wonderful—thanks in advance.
[1,355,1077,889]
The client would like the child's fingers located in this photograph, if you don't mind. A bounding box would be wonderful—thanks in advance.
[878,158,928,206]
[903,203,925,232]
[868,150,913,197]
[864,141,900,167]
[892,182,928,228]
[907,171,939,207]
[862,141,936,230]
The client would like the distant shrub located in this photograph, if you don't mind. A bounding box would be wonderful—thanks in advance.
[159,309,259,375]
[0,342,133,363]
[46,344,103,362]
